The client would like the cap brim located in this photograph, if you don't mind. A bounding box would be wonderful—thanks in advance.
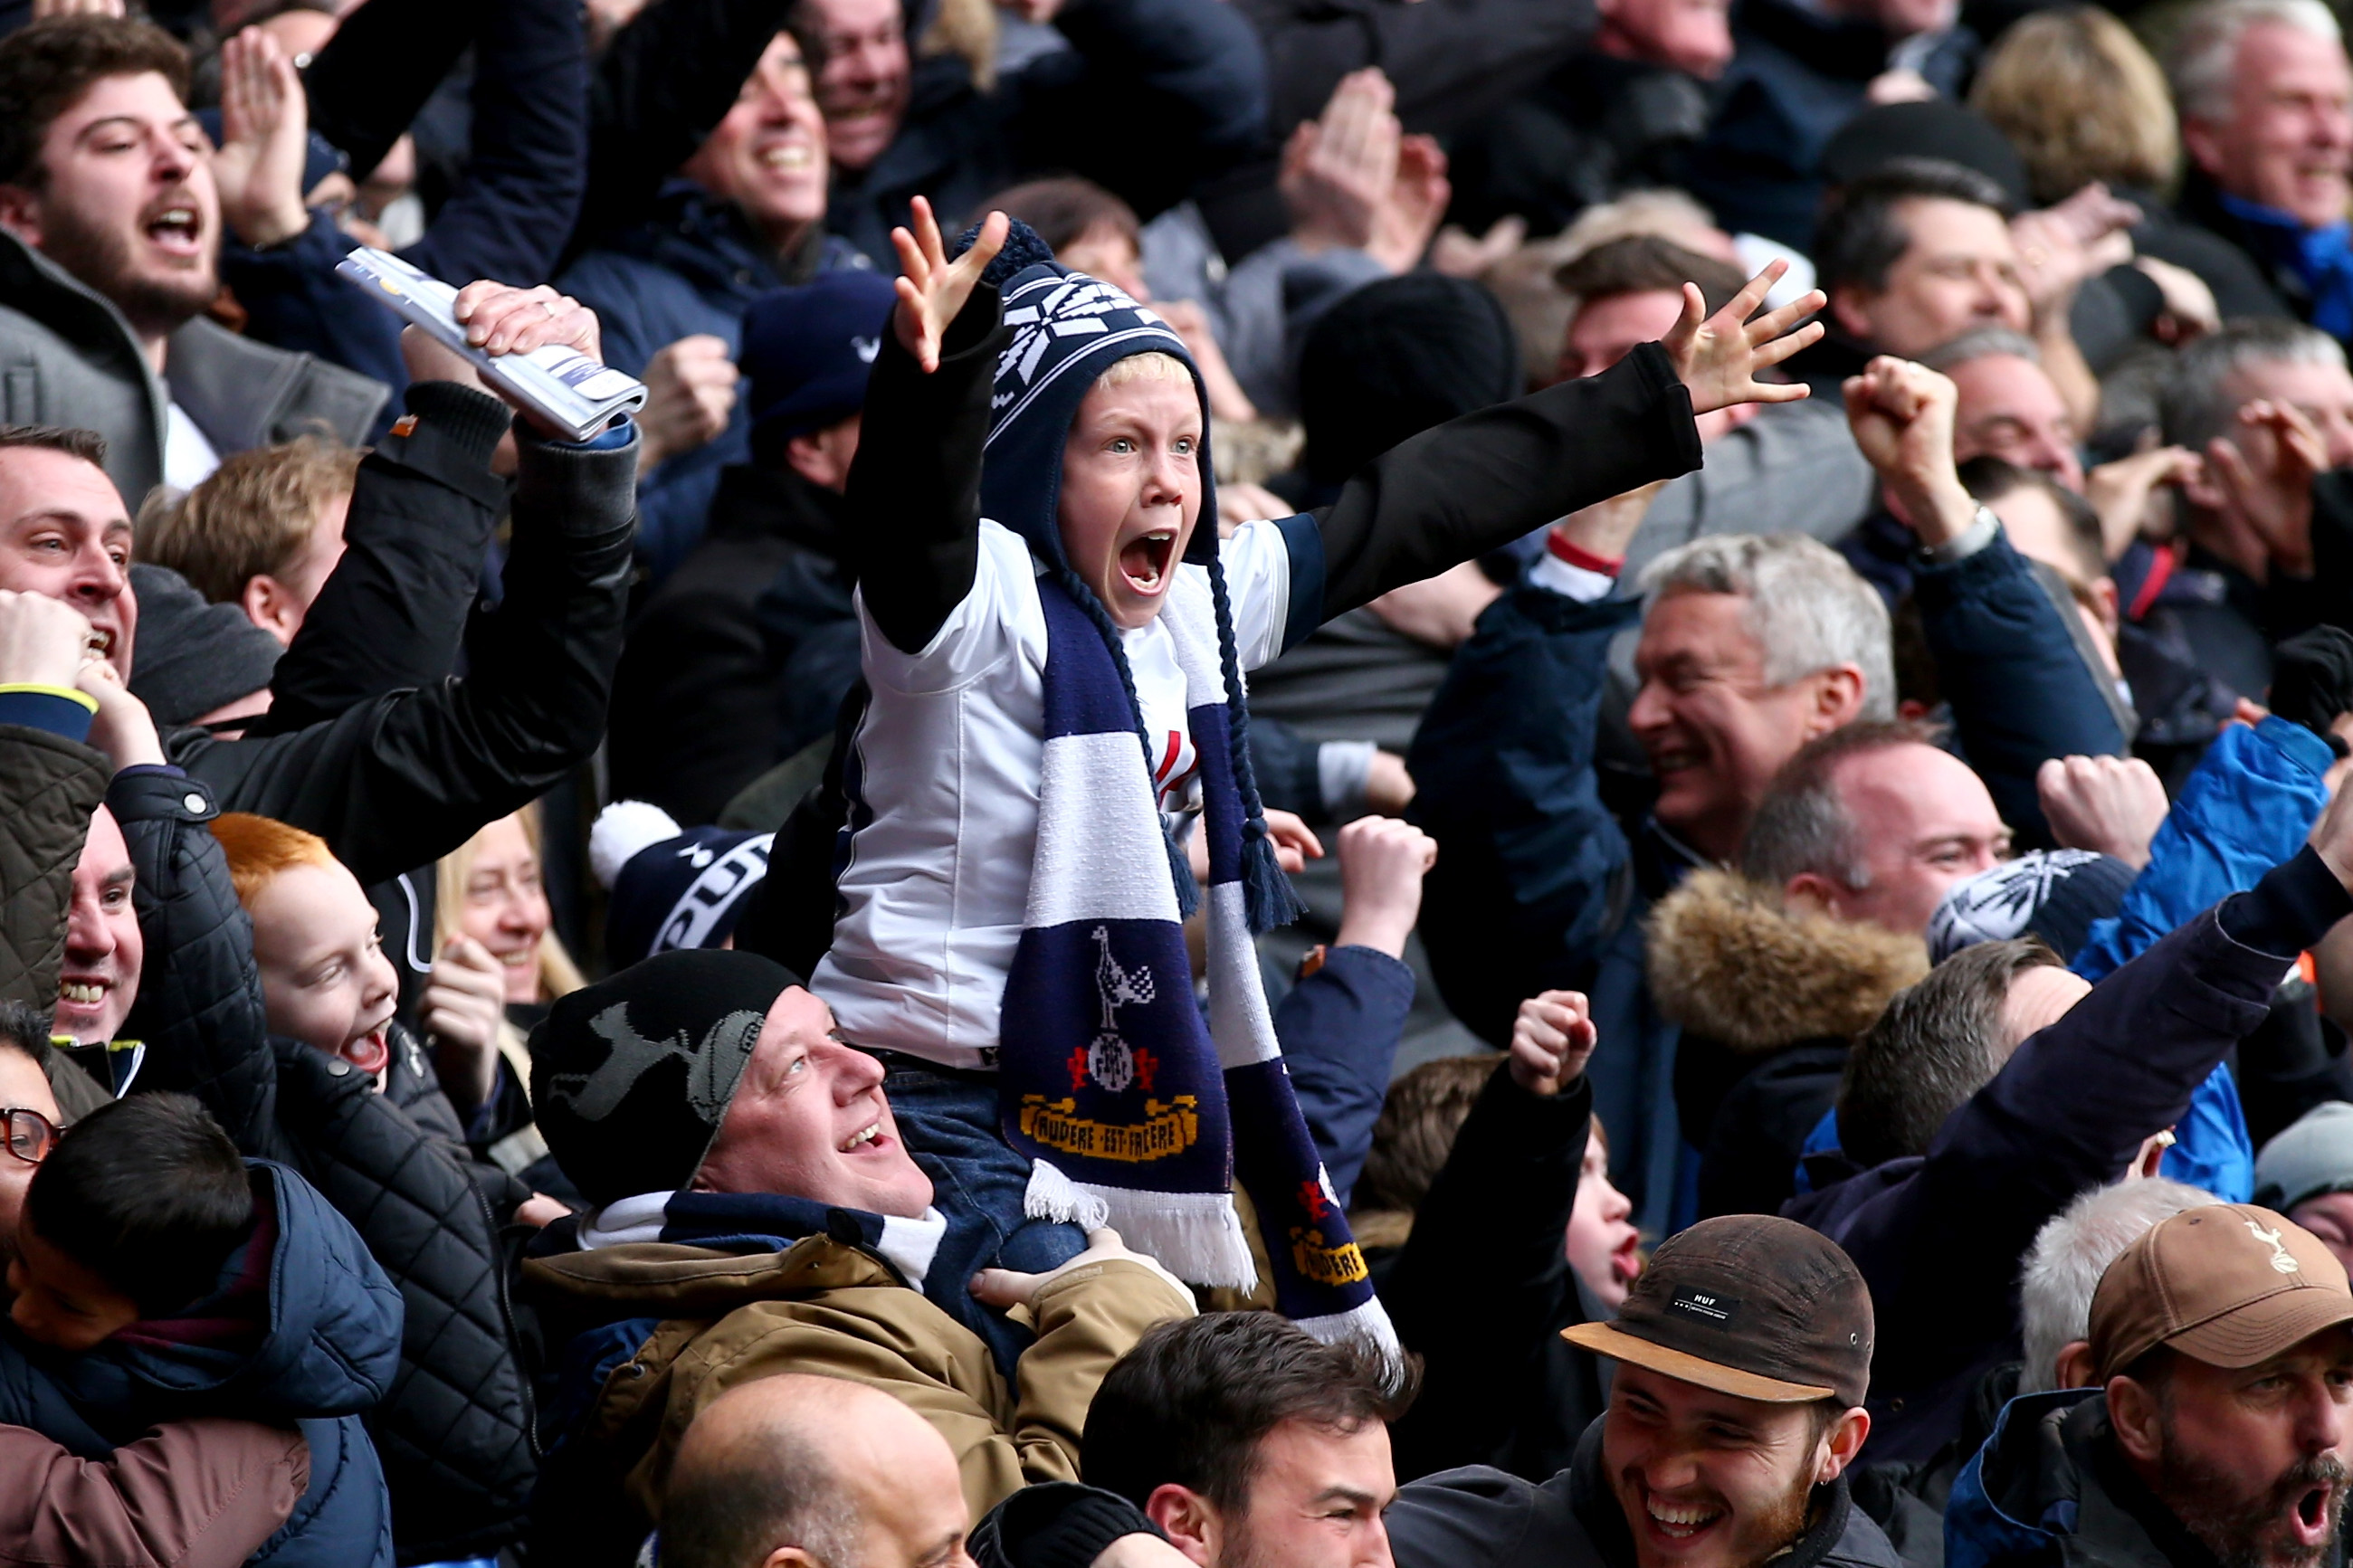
[2163,1288,2353,1372]
[1561,1321,1837,1403]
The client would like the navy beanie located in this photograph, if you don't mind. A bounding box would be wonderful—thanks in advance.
[529,949,804,1205]
[742,270,900,442]
[1297,273,1519,487]
[589,801,774,968]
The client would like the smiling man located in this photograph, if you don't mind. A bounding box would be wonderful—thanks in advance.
[0,16,384,507]
[519,948,1197,1561]
[1950,1204,2353,1568]
[1386,1215,1889,1568]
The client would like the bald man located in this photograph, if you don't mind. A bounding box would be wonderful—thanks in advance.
[661,1376,1192,1568]
[661,1377,972,1568]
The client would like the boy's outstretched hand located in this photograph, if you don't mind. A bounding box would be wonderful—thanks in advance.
[891,195,1009,375]
[1662,260,1826,416]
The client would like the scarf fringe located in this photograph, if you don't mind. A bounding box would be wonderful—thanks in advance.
[1024,1162,1258,1288]
[1289,1294,1405,1375]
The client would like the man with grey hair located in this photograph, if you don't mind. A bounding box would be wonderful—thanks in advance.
[1412,496,1897,1230]
[2169,0,2353,335]
[2019,1176,2215,1395]
[2154,318,2353,701]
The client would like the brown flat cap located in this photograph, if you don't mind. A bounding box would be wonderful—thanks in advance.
[1564,1214,1872,1406]
[2090,1204,2353,1384]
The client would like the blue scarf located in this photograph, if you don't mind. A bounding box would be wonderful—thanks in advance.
[973,234,1392,1353]
[2219,190,2353,341]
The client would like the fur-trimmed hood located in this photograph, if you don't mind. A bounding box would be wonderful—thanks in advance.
[1646,870,1929,1053]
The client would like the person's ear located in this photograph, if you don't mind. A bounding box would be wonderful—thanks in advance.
[240,575,302,645]
[2178,119,2226,180]
[1145,1485,1220,1568]
[2108,1373,2163,1464]
[2053,1340,2098,1391]
[1806,665,1868,736]
[0,183,42,246]
[1783,872,1840,918]
[1829,287,1877,344]
[1816,1407,1872,1482]
[785,430,850,491]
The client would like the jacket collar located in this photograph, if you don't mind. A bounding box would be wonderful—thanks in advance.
[1645,869,1931,1053]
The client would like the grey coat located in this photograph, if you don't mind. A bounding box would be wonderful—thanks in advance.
[0,228,386,505]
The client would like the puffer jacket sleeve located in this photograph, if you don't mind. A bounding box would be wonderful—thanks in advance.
[0,1418,310,1568]
[110,769,293,1163]
[168,415,638,887]
[0,722,110,1014]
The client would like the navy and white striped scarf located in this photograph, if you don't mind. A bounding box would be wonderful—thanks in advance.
[974,241,1390,1353]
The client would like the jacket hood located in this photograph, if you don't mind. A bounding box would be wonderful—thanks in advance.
[519,1229,901,1318]
[1646,870,1929,1053]
[44,1161,403,1421]
[970,223,1215,573]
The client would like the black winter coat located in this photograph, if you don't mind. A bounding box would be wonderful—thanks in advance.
[111,767,538,1564]
[163,390,638,890]
[1382,1063,1607,1484]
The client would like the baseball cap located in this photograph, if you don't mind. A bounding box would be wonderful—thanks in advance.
[742,269,897,442]
[2090,1204,2353,1383]
[1562,1214,1873,1406]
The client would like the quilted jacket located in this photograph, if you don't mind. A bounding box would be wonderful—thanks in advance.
[109,766,538,1564]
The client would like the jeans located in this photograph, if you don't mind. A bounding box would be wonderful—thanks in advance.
[873,1055,1087,1375]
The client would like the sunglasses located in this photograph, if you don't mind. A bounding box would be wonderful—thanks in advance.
[2,1106,62,1166]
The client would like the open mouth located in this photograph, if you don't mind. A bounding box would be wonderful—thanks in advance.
[839,1120,884,1154]
[1643,1492,1727,1542]
[2292,1483,2335,1544]
[1648,746,1702,777]
[756,138,815,173]
[1611,1232,1643,1284]
[56,975,108,1013]
[144,204,202,257]
[342,1024,390,1077]
[1119,530,1176,595]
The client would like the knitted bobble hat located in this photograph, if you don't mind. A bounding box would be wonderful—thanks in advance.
[951,219,1299,930]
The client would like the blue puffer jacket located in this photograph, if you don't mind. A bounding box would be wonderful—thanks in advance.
[558,186,871,579]
[2069,716,2336,1202]
[0,1160,405,1568]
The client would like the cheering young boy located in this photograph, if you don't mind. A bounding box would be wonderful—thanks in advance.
[815,197,1824,1346]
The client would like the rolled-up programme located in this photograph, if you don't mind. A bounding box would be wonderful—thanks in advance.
[335,246,648,442]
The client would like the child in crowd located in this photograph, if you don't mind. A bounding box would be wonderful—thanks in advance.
[813,195,1821,1345]
[1,1088,403,1568]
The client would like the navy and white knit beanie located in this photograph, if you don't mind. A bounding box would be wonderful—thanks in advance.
[1926,848,2137,965]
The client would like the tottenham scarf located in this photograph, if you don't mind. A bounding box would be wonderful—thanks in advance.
[996,575,1391,1350]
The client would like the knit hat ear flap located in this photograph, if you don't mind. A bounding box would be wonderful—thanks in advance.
[1206,557,1302,933]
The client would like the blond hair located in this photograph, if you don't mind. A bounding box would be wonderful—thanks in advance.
[140,437,360,604]
[433,803,586,1003]
[1098,349,1191,388]
[1973,7,2179,203]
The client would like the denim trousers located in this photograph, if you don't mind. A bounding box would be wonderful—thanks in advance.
[872,1054,1088,1374]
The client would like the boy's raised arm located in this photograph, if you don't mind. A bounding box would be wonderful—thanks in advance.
[847,203,1015,655]
[1307,265,1825,622]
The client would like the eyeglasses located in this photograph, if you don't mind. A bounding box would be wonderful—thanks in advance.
[2,1107,62,1165]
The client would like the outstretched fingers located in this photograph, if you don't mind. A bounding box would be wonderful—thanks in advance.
[1744,286,1827,345]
